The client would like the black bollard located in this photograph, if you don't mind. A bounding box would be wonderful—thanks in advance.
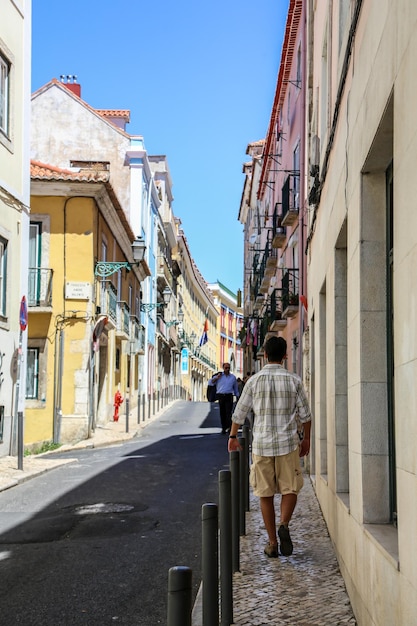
[238,436,246,536]
[125,398,129,434]
[167,566,192,626]
[218,470,233,626]
[242,425,250,511]
[230,450,240,573]
[202,503,219,626]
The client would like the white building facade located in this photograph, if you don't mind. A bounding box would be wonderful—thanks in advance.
[0,0,31,455]
[307,1,417,623]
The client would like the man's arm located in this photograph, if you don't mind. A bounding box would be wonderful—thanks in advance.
[299,420,311,457]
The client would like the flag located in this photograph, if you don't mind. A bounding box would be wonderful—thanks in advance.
[199,315,209,346]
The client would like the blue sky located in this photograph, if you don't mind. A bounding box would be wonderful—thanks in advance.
[31,0,288,295]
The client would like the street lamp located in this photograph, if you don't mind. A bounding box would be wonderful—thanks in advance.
[94,236,147,277]
[165,304,184,327]
[140,286,171,312]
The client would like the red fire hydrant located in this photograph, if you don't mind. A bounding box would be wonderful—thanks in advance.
[113,390,124,422]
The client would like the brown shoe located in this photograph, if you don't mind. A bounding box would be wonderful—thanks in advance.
[278,524,293,556]
[264,542,278,558]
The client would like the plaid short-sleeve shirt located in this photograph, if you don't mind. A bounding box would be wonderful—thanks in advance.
[232,364,311,457]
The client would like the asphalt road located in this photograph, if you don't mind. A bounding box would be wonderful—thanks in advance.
[0,401,228,625]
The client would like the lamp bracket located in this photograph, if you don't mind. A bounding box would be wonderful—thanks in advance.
[95,261,131,277]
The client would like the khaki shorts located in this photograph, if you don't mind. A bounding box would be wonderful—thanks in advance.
[250,447,304,497]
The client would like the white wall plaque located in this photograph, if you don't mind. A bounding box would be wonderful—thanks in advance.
[65,282,91,300]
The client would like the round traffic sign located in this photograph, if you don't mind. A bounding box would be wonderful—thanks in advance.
[19,296,27,331]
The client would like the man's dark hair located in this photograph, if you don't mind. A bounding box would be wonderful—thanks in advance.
[265,336,287,362]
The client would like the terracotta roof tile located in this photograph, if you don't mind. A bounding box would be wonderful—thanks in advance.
[31,160,110,183]
[96,109,130,122]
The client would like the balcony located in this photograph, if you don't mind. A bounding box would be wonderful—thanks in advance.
[28,268,53,308]
[256,239,277,294]
[265,254,277,277]
[117,301,130,337]
[265,289,287,331]
[157,254,173,288]
[281,174,300,227]
[281,269,299,319]
[130,316,145,354]
[272,204,286,248]
[98,281,118,325]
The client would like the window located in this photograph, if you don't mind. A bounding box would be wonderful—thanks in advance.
[28,223,42,305]
[0,53,10,136]
[101,240,107,261]
[26,348,39,399]
[0,237,7,317]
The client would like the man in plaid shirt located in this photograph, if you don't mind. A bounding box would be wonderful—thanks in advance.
[228,336,311,558]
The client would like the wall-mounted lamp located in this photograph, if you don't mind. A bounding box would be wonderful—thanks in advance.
[140,286,171,312]
[165,304,184,327]
[95,236,146,278]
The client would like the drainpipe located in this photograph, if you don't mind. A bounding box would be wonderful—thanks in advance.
[53,327,64,443]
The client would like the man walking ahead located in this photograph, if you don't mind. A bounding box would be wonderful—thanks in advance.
[209,363,239,434]
[228,336,311,557]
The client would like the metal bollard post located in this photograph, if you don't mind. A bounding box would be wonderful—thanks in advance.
[202,503,219,626]
[242,425,250,511]
[125,398,130,434]
[218,470,233,626]
[238,437,246,536]
[137,393,141,423]
[167,566,192,626]
[148,394,151,420]
[17,411,24,470]
[230,450,240,573]
[142,393,145,422]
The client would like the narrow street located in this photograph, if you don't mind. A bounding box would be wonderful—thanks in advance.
[0,401,226,626]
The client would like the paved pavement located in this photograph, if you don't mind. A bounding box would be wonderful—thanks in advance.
[0,403,357,625]
[191,470,357,626]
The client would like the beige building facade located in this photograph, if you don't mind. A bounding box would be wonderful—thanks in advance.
[306,1,417,623]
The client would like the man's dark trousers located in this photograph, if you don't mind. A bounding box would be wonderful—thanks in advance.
[217,393,234,432]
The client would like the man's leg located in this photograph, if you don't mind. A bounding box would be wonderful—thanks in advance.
[218,399,227,432]
[260,496,277,546]
[280,493,297,525]
[277,494,297,556]
[224,395,233,430]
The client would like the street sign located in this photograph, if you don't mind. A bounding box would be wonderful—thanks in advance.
[181,347,189,375]
[19,296,27,331]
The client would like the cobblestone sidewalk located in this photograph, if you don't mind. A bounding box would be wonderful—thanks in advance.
[231,477,357,626]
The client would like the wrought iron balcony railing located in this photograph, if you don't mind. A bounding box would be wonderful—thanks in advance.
[281,174,300,226]
[99,281,118,324]
[117,301,130,336]
[28,268,53,307]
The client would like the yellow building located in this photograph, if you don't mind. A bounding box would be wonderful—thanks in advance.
[27,161,149,446]
[207,281,244,380]
[176,227,217,401]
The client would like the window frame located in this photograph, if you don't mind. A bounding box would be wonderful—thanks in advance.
[26,347,40,400]
[0,52,10,137]
[0,237,8,318]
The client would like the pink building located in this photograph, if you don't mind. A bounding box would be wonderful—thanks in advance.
[239,0,307,376]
